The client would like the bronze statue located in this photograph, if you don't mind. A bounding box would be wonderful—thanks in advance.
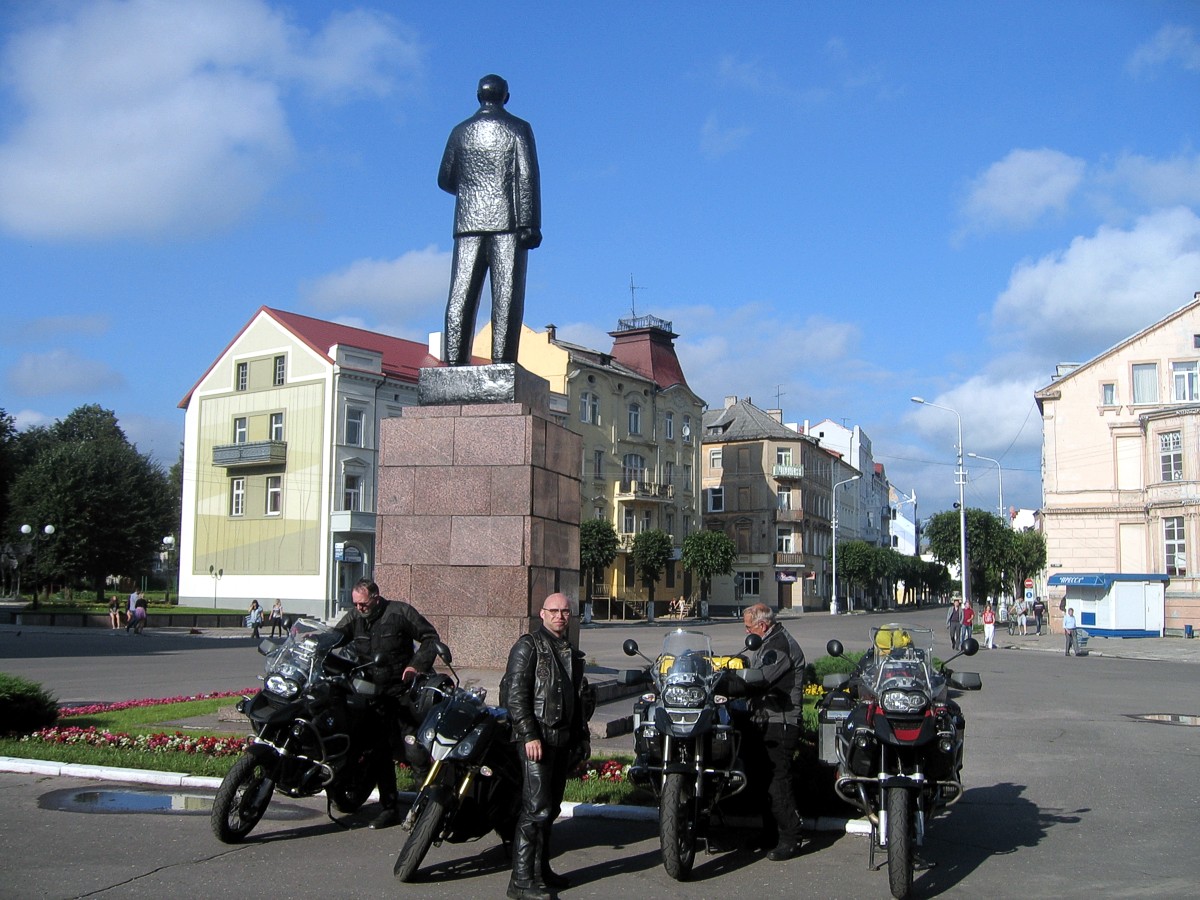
[439,74,541,366]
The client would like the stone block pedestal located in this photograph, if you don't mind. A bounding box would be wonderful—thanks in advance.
[375,369,581,668]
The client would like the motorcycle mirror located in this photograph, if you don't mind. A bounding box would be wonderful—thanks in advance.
[622,639,640,657]
[826,639,844,658]
[744,633,763,652]
[961,637,980,656]
[433,641,453,665]
[257,639,275,656]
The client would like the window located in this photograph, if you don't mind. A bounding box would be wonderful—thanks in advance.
[579,391,599,424]
[709,448,723,470]
[230,478,245,517]
[593,449,605,479]
[269,412,284,442]
[1101,382,1117,406]
[664,461,675,490]
[642,510,652,532]
[681,463,692,491]
[778,489,792,510]
[777,527,794,553]
[233,417,248,444]
[1165,516,1187,576]
[665,511,675,537]
[664,412,674,440]
[345,408,364,447]
[628,402,642,435]
[1132,363,1159,404]
[777,447,793,466]
[707,487,724,512]
[273,355,286,387]
[266,476,282,515]
[343,474,362,511]
[622,453,646,483]
[623,507,636,533]
[736,571,761,597]
[1160,431,1183,482]
[682,415,692,443]
[1172,361,1199,401]
[236,361,248,391]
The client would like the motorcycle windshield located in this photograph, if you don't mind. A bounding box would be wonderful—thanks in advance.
[265,619,344,686]
[654,629,723,704]
[863,624,936,696]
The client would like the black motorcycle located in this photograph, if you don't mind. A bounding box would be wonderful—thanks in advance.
[211,619,385,843]
[393,641,522,881]
[622,629,763,880]
[819,624,981,899]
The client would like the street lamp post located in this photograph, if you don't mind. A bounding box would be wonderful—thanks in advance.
[209,564,223,607]
[162,536,176,605]
[968,452,1005,526]
[911,397,971,609]
[830,474,861,615]
[19,523,56,608]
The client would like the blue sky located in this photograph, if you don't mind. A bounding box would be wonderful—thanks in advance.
[2,1,1198,518]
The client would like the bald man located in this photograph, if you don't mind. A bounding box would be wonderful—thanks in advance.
[503,594,587,899]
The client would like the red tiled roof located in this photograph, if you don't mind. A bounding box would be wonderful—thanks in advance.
[608,326,690,391]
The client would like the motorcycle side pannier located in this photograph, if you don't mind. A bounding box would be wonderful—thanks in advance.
[819,692,854,765]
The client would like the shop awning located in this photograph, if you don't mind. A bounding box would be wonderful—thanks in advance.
[1047,573,1171,589]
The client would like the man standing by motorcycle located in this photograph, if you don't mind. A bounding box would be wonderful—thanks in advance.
[503,593,589,900]
[334,578,441,829]
[742,602,807,862]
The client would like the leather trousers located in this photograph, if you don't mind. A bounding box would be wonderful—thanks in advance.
[512,743,570,886]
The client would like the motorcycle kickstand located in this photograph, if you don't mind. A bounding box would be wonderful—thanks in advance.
[868,826,885,871]
[325,796,354,830]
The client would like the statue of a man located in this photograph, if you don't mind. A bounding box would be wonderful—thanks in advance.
[439,74,541,366]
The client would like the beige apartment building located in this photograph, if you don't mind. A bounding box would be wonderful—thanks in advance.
[1035,293,1200,635]
[474,314,705,613]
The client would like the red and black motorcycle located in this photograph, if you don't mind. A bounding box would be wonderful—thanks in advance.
[818,624,981,900]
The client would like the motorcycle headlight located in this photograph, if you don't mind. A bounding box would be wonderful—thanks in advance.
[882,690,927,714]
[265,675,300,698]
[450,730,481,760]
[662,685,706,708]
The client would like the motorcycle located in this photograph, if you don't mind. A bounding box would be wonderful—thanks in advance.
[622,628,763,880]
[210,619,386,843]
[818,624,981,899]
[393,641,522,882]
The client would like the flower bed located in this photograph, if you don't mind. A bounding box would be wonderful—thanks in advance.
[59,689,253,718]
[22,725,247,757]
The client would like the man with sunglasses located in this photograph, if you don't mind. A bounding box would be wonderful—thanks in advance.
[503,594,588,900]
[333,578,440,829]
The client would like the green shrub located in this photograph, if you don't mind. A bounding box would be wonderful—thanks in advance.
[0,673,59,736]
[810,650,865,683]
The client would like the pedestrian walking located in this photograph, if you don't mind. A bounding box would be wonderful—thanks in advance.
[982,602,996,649]
[946,599,962,649]
[1063,607,1078,656]
[961,602,975,647]
[268,598,286,638]
[1018,599,1029,636]
[246,600,263,639]
[1033,596,1047,635]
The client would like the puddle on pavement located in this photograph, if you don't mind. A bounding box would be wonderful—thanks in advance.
[1128,713,1200,726]
[39,787,318,819]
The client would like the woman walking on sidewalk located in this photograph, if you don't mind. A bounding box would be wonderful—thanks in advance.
[982,602,996,648]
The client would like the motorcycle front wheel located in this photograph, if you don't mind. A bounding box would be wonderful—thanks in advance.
[886,787,914,899]
[211,751,276,843]
[326,751,377,813]
[660,772,697,881]
[393,794,445,882]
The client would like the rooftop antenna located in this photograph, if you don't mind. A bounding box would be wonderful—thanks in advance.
[629,274,646,317]
[774,384,786,408]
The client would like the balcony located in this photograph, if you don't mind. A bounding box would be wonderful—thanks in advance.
[772,463,804,480]
[617,532,635,551]
[615,479,674,502]
[212,440,287,468]
[776,508,804,523]
[774,552,806,567]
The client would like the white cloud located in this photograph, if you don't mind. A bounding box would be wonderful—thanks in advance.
[991,207,1200,355]
[960,148,1086,233]
[303,245,450,318]
[0,0,421,240]
[1127,24,1200,75]
[119,411,183,464]
[12,409,53,431]
[1100,151,1200,209]
[909,374,1044,458]
[699,113,751,160]
[7,349,126,396]
[4,314,111,343]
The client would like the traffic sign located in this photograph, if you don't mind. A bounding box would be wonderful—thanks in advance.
[1024,577,1034,589]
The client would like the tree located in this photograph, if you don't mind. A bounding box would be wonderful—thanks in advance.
[681,529,737,605]
[9,412,174,602]
[579,518,618,602]
[926,508,1012,605]
[52,404,126,445]
[631,529,673,610]
[836,540,876,609]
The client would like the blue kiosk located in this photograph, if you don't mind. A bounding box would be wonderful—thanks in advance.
[1046,573,1169,638]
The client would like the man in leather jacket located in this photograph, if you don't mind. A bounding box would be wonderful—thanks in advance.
[333,578,440,829]
[503,593,588,900]
[742,602,807,862]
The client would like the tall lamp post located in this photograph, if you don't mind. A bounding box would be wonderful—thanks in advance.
[19,523,56,608]
[911,397,970,609]
[830,474,861,615]
[162,536,176,604]
[967,452,1005,526]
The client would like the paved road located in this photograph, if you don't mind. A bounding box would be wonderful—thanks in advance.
[3,606,1199,896]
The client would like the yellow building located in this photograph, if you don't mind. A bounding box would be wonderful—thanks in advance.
[475,315,705,614]
[177,307,442,618]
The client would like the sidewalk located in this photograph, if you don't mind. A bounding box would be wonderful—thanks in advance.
[987,626,1200,663]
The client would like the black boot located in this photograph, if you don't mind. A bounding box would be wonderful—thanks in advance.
[369,799,399,829]
[538,830,569,889]
[508,823,551,900]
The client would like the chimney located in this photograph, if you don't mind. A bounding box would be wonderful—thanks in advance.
[545,323,557,341]
[724,396,737,409]
[767,409,783,423]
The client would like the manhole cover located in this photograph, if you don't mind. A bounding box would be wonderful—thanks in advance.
[1128,713,1200,726]
[38,787,317,819]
